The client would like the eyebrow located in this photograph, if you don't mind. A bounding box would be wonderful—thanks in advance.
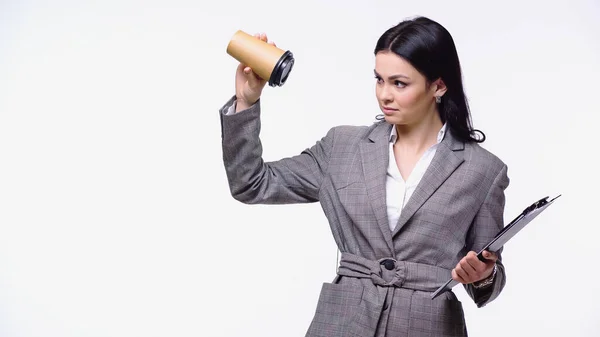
[373,70,410,80]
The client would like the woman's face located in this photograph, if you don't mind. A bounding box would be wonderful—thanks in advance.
[374,51,443,126]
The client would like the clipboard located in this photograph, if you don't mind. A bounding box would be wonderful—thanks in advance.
[431,194,561,300]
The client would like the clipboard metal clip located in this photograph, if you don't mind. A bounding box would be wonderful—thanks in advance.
[524,195,561,214]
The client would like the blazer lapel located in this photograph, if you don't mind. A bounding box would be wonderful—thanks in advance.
[359,122,394,254]
[391,131,466,238]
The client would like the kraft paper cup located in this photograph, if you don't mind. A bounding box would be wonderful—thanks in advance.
[226,30,295,87]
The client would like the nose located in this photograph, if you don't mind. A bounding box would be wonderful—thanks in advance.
[379,84,393,102]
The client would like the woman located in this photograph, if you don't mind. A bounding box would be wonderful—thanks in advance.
[219,16,509,337]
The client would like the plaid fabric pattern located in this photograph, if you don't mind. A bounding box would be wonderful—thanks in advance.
[219,96,509,337]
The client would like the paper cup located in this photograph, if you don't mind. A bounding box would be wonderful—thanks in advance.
[226,30,295,87]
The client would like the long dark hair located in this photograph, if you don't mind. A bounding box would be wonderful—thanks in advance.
[374,16,485,143]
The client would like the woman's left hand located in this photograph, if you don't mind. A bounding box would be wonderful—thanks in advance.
[451,250,497,284]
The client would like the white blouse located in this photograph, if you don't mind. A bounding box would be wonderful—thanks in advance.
[385,124,447,231]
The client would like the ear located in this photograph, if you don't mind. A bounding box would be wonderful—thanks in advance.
[432,78,447,98]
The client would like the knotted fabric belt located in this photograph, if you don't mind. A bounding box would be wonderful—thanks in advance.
[337,252,451,292]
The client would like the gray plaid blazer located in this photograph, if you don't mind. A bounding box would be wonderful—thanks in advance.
[219,96,510,337]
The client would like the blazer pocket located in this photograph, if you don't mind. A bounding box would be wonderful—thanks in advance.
[305,282,364,337]
[408,292,467,337]
[333,178,365,191]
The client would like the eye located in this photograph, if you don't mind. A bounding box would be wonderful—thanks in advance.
[395,80,407,88]
[374,75,383,84]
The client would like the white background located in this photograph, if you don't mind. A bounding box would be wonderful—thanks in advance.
[1,0,599,336]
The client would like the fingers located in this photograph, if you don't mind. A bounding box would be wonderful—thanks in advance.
[453,260,472,284]
[253,32,275,46]
[482,250,498,262]
[452,251,497,284]
[238,63,253,77]
[453,264,469,284]
[461,253,479,275]
[253,32,267,42]
[466,251,486,271]
[239,64,263,85]
[451,268,466,284]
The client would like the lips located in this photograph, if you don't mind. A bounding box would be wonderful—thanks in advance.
[382,107,398,115]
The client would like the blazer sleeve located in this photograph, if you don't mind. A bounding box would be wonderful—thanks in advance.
[219,95,335,204]
[463,163,510,308]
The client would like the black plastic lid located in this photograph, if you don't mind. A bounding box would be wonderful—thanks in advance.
[268,50,294,87]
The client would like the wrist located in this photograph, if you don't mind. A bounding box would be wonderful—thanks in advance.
[473,264,497,289]
[235,97,257,112]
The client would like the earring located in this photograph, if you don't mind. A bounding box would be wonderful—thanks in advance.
[435,96,441,104]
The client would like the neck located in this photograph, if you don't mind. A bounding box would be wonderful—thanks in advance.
[394,110,444,153]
